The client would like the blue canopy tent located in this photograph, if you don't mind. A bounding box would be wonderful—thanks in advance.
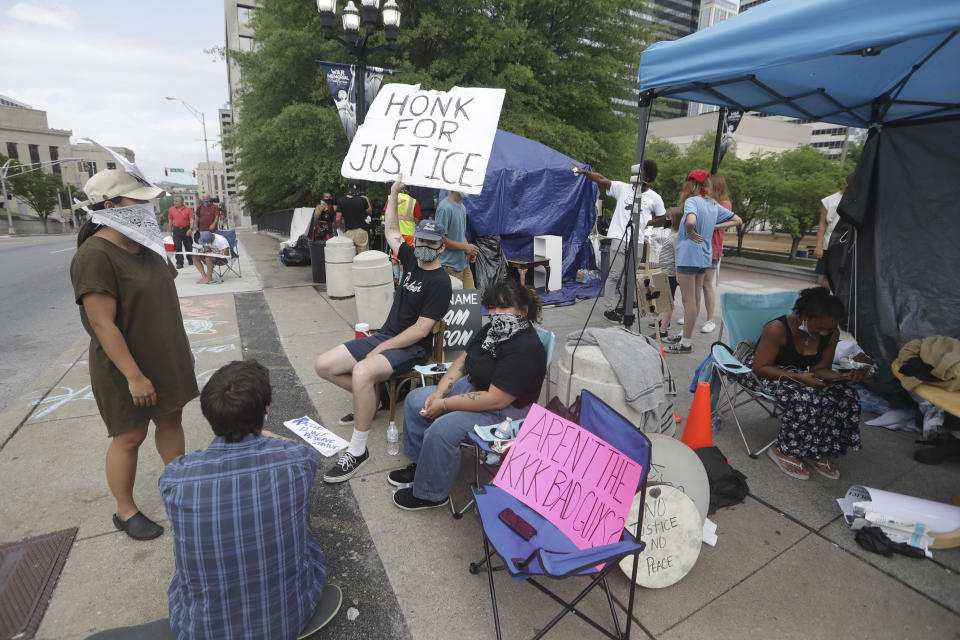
[453,129,599,284]
[634,0,960,370]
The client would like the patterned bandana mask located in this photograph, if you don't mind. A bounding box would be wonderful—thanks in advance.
[481,312,530,357]
[90,203,166,259]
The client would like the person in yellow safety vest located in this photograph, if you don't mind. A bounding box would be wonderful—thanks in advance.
[383,191,422,246]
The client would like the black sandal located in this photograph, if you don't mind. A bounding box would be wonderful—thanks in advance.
[113,511,164,540]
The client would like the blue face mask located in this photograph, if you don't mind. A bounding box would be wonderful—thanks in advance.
[203,200,210,206]
[798,319,811,335]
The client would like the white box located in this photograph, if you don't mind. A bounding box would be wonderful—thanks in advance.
[533,235,562,291]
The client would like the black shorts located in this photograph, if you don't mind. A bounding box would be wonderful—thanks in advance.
[815,257,828,274]
[344,333,427,375]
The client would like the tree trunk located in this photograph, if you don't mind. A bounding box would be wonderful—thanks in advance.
[41,214,48,234]
[789,236,802,262]
[737,225,746,253]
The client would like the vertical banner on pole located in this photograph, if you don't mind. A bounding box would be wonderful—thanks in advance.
[320,61,397,142]
[717,109,744,166]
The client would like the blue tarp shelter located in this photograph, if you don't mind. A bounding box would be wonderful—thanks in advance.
[455,129,599,283]
[637,0,960,368]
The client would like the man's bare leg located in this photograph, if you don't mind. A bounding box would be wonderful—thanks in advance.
[314,344,358,391]
[193,255,211,284]
[351,354,394,434]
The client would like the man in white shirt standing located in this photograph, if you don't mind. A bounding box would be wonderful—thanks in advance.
[574,160,666,322]
[193,230,230,285]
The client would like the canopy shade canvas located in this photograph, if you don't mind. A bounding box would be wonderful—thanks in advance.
[638,0,960,127]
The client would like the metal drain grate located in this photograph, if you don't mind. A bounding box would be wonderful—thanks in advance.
[0,528,78,640]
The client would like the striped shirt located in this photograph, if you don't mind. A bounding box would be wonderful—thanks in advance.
[160,435,326,640]
[658,231,677,277]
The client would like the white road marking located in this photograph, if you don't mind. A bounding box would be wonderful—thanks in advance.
[50,247,76,254]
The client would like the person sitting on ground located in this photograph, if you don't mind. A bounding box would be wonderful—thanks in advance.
[160,360,339,639]
[390,279,546,510]
[192,230,230,284]
[315,176,452,483]
[743,287,869,481]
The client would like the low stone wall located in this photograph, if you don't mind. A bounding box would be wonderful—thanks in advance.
[0,217,71,235]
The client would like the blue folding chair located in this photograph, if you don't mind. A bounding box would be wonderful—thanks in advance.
[469,390,652,640]
[450,327,556,519]
[711,290,799,457]
[213,230,241,280]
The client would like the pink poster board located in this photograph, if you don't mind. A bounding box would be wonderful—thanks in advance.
[492,403,644,549]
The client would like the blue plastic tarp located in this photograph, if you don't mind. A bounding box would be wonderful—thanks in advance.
[638,0,960,127]
[443,129,599,283]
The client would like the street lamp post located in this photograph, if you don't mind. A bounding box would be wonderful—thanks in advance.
[1,159,13,235]
[316,0,401,133]
[165,96,212,198]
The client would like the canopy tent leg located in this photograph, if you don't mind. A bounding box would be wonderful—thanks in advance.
[711,106,728,174]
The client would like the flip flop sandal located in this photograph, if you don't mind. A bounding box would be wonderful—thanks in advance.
[766,447,809,480]
[807,458,840,480]
[297,584,343,638]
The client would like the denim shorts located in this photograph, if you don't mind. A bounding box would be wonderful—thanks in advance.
[344,333,427,375]
[676,265,707,275]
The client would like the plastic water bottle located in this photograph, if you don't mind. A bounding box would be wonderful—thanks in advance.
[386,420,400,456]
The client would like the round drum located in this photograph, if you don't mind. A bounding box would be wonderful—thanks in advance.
[646,433,710,524]
[620,485,702,589]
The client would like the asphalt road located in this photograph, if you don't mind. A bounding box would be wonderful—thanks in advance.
[0,234,82,415]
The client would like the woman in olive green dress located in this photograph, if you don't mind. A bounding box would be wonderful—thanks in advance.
[70,169,198,540]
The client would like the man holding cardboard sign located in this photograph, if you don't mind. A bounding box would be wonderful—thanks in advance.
[315,177,452,484]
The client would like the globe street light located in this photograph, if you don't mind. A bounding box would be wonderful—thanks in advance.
[315,0,401,130]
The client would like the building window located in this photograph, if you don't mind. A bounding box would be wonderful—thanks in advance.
[238,5,255,27]
[50,146,61,174]
[5,142,18,161]
[86,161,97,174]
[238,35,254,52]
[107,162,116,170]
[28,144,41,166]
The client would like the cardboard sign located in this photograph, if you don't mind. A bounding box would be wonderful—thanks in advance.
[443,289,482,352]
[492,404,644,549]
[341,84,505,194]
[283,416,349,457]
[620,485,702,588]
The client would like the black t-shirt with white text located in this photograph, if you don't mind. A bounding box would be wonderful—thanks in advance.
[464,324,546,408]
[380,243,452,354]
[337,195,368,230]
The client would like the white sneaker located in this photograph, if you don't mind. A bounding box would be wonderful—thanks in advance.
[677,318,684,325]
[701,320,717,333]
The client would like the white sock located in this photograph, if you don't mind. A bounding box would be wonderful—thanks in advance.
[680,338,692,348]
[347,429,369,456]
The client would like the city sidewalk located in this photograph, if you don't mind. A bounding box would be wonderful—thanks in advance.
[1,229,957,639]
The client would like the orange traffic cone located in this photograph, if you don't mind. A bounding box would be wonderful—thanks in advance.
[681,381,713,450]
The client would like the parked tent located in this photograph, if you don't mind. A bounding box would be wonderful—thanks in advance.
[636,0,960,368]
[446,129,599,284]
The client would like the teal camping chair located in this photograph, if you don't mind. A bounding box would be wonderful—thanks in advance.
[711,290,799,458]
[449,327,556,519]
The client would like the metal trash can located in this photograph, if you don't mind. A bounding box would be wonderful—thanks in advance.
[310,240,326,284]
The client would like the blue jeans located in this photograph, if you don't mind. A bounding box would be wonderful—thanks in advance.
[402,377,530,501]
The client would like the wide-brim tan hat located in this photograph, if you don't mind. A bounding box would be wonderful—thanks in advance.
[74,169,165,209]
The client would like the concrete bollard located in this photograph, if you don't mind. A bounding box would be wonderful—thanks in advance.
[325,235,356,298]
[353,250,394,330]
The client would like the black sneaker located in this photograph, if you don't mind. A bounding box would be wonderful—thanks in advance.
[387,463,417,487]
[392,487,448,511]
[338,412,354,425]
[666,342,692,354]
[603,309,623,323]
[323,449,370,483]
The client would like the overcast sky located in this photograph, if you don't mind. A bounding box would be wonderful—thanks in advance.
[1,0,229,185]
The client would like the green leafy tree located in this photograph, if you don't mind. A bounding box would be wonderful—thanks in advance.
[0,154,64,232]
[228,0,659,215]
[766,146,843,260]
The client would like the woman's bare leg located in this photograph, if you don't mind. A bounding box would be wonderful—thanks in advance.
[106,424,149,520]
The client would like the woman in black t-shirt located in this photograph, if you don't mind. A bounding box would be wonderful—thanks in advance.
[392,280,547,511]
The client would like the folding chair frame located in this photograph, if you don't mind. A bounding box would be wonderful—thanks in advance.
[711,357,780,458]
[213,230,242,280]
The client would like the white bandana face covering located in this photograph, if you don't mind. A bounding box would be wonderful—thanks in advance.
[90,203,167,259]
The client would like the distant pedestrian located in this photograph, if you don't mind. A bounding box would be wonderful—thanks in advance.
[312,191,337,241]
[653,207,683,339]
[192,230,230,284]
[167,196,194,269]
[435,190,477,289]
[70,169,198,541]
[337,182,372,254]
[193,193,220,237]
[694,173,732,334]
[667,170,741,353]
[574,160,665,323]
[815,172,853,292]
[383,185,421,245]
[161,360,339,638]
